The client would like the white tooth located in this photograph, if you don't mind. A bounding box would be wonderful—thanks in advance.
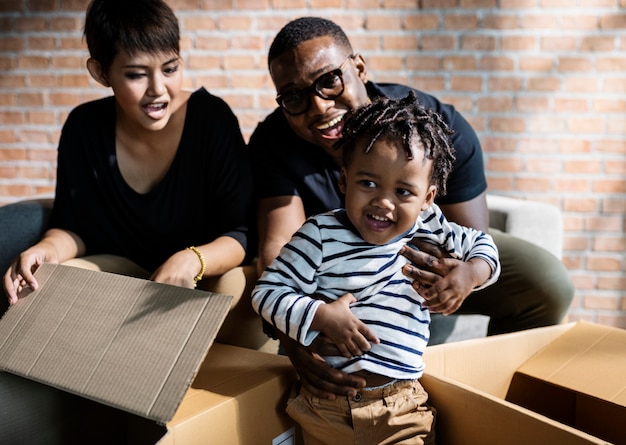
[317,115,342,130]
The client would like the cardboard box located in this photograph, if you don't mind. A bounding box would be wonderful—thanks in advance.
[157,343,298,445]
[422,321,625,445]
[0,263,299,444]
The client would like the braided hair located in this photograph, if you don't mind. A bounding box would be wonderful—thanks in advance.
[335,92,456,196]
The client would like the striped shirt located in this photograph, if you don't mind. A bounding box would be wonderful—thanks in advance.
[252,204,500,380]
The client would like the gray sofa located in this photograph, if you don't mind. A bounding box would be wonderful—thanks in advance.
[0,195,564,344]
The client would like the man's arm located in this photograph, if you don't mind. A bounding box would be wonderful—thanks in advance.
[256,195,307,276]
[437,191,490,231]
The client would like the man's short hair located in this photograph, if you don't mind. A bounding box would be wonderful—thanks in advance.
[268,17,353,67]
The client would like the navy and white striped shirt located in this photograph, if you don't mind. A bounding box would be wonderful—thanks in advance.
[252,203,500,380]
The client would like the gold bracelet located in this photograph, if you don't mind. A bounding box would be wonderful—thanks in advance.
[187,246,206,288]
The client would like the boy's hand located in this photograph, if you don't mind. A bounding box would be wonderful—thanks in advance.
[312,293,379,358]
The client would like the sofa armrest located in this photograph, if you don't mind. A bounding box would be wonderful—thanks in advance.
[487,194,563,259]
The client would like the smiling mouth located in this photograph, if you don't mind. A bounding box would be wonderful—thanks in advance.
[144,102,167,112]
[367,213,394,230]
[316,114,344,138]
[143,102,168,119]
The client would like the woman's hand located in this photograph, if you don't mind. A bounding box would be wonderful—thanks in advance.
[151,248,200,288]
[3,229,82,305]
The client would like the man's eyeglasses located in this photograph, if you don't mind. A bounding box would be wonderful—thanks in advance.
[276,55,355,116]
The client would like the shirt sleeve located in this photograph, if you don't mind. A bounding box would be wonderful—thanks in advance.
[416,204,501,290]
[251,217,326,346]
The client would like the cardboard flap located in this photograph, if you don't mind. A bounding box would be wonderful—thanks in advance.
[514,321,626,406]
[0,263,233,424]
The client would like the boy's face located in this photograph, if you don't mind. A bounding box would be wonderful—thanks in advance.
[102,50,184,132]
[269,36,370,162]
[339,137,437,245]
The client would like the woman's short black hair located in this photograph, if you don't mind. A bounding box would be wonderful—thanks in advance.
[84,0,180,74]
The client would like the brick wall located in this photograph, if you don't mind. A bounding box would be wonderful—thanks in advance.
[1,0,624,328]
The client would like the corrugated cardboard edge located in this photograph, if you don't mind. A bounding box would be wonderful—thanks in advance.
[0,263,233,425]
[513,320,626,405]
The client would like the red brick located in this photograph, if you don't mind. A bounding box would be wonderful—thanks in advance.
[405,14,439,31]
[563,159,601,175]
[597,276,626,291]
[442,55,476,71]
[487,76,522,91]
[406,55,440,71]
[594,99,626,113]
[568,117,604,134]
[521,14,561,30]
[384,0,420,7]
[525,158,562,174]
[553,97,588,113]
[218,15,252,31]
[600,13,626,30]
[563,198,598,213]
[486,157,523,172]
[558,57,594,73]
[554,178,590,193]
[477,96,513,113]
[408,77,445,92]
[460,0,496,7]
[602,198,626,214]
[482,14,519,30]
[593,178,626,194]
[564,77,601,93]
[311,0,343,7]
[365,15,404,31]
[461,35,496,51]
[383,36,419,51]
[560,15,599,31]
[593,236,626,252]
[527,77,560,91]
[420,35,456,51]
[502,36,536,51]
[540,36,577,51]
[580,36,616,52]
[443,14,479,30]
[198,0,234,9]
[449,76,482,91]
[515,96,550,112]
[479,56,520,71]
[50,16,81,32]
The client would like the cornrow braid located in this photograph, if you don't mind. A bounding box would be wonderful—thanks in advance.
[335,91,456,196]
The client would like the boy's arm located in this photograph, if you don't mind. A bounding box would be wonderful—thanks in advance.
[251,219,327,346]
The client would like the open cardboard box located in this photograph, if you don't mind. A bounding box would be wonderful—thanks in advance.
[0,263,299,444]
[422,321,625,445]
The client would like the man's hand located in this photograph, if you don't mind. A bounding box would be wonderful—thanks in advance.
[279,331,366,400]
[400,238,453,289]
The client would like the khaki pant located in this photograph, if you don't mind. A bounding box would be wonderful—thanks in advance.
[286,379,436,445]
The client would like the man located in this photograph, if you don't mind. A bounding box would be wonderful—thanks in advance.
[249,16,574,399]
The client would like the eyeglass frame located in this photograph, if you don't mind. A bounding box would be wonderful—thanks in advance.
[275,54,356,116]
